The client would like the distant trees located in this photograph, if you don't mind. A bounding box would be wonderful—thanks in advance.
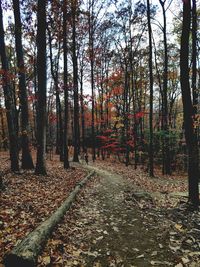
[0,0,199,206]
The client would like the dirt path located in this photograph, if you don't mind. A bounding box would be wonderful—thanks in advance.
[79,165,174,266]
[40,164,175,267]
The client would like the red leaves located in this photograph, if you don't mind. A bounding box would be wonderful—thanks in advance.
[126,140,134,148]
[96,135,108,141]
[48,114,57,123]
[0,69,16,82]
[103,129,113,135]
[28,95,37,101]
[127,111,145,119]
[135,111,145,119]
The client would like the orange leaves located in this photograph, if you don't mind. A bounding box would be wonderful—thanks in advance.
[111,86,123,96]
[168,71,178,80]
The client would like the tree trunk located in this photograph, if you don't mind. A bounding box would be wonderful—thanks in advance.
[47,25,63,160]
[89,0,96,162]
[71,0,79,162]
[147,0,154,177]
[13,0,34,169]
[80,65,85,152]
[192,0,199,164]
[0,2,19,172]
[0,102,7,151]
[180,0,199,207]
[159,0,171,175]
[35,0,47,175]
[63,0,70,169]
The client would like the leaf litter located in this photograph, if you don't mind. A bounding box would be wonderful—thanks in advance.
[1,154,200,266]
[0,153,86,265]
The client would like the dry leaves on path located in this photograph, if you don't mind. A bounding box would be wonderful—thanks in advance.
[92,159,188,208]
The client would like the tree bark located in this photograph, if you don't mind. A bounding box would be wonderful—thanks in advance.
[89,0,96,162]
[180,0,199,207]
[0,1,19,172]
[13,0,34,169]
[35,0,47,175]
[80,64,86,152]
[63,0,70,169]
[71,0,79,162]
[147,0,154,177]
[47,24,63,161]
[159,0,171,175]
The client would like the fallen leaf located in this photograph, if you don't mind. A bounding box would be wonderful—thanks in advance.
[42,256,51,265]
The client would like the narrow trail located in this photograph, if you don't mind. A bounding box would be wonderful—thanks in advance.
[55,163,175,267]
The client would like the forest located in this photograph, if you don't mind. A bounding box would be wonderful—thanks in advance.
[0,0,200,266]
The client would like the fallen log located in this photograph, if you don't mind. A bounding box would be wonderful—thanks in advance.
[4,170,95,267]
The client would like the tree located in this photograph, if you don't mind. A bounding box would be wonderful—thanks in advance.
[47,3,63,160]
[63,0,70,169]
[35,0,47,175]
[147,0,154,177]
[158,0,171,175]
[0,1,19,172]
[71,0,79,162]
[88,0,96,162]
[180,0,199,207]
[191,0,199,183]
[13,0,34,169]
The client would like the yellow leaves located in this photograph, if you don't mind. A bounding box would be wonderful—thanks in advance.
[112,116,123,122]
[116,123,124,129]
[193,114,200,129]
[176,113,183,129]
[174,224,185,233]
[42,256,51,265]
[93,262,102,267]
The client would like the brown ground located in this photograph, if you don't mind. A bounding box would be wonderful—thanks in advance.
[39,163,200,267]
[1,153,200,267]
[0,152,86,265]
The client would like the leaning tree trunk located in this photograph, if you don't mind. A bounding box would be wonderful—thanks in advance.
[0,2,19,172]
[4,170,94,267]
[180,0,199,207]
[13,0,34,169]
[35,0,47,175]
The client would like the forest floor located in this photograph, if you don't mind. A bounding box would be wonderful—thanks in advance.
[39,159,200,267]
[1,153,200,266]
[0,152,87,266]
